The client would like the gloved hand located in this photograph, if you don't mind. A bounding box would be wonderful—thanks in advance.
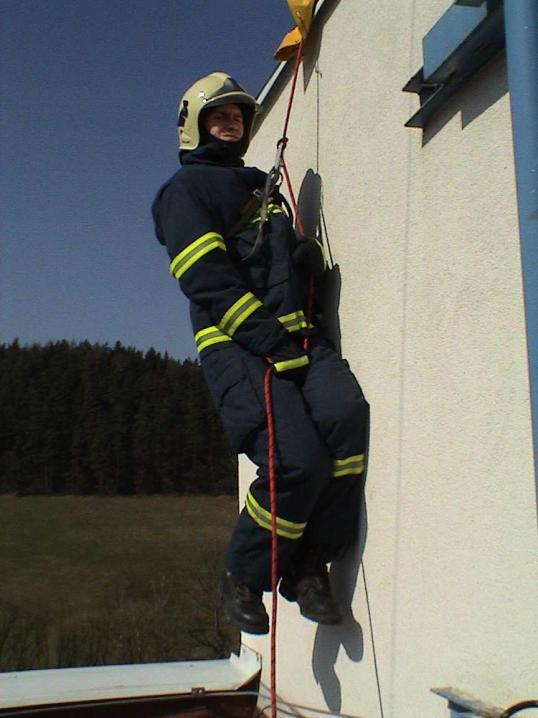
[292,235,327,278]
[265,338,310,377]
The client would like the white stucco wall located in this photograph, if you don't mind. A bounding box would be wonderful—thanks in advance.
[240,1,538,717]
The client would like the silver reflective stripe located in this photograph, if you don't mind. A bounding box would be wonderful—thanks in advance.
[277,310,308,333]
[218,292,262,336]
[332,454,365,477]
[194,326,232,354]
[169,232,226,280]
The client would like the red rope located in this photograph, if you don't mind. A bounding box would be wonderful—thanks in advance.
[263,366,278,718]
[278,40,317,355]
[266,40,306,718]
[303,276,315,353]
[280,157,304,237]
[281,156,314,352]
[281,40,304,143]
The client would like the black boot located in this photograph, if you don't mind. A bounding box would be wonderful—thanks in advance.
[222,571,269,635]
[279,554,342,625]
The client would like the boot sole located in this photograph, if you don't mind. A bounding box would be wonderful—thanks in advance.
[223,600,269,635]
[221,572,269,635]
[228,611,269,635]
[278,585,297,602]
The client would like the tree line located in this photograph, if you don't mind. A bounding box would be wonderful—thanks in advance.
[0,340,237,495]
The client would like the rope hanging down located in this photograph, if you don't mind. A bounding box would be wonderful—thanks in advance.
[276,41,316,354]
[264,365,279,718]
[247,40,305,262]
[278,39,305,236]
[265,12,384,718]
[266,38,305,718]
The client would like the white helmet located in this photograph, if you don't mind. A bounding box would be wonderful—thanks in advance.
[177,72,259,153]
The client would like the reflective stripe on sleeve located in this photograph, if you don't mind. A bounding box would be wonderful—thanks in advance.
[218,292,262,337]
[273,355,309,373]
[331,454,365,478]
[277,310,309,333]
[194,326,232,355]
[245,491,306,540]
[169,232,226,280]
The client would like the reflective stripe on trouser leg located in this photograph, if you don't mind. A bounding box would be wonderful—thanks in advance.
[245,490,306,540]
[225,359,332,592]
[297,341,370,552]
[299,343,369,465]
[332,453,365,478]
[225,343,369,590]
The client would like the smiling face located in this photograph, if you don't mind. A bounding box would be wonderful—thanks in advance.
[202,103,244,142]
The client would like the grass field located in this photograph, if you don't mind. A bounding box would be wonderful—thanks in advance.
[0,495,240,670]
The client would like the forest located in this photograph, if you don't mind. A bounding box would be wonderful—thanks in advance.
[0,340,237,496]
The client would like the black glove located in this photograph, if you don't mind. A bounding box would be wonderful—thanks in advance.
[292,236,327,278]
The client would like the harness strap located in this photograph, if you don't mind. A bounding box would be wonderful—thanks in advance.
[224,188,265,240]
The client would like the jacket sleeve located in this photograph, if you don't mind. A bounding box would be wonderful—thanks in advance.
[158,180,308,370]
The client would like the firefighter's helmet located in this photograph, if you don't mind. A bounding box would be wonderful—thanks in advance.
[177,72,259,153]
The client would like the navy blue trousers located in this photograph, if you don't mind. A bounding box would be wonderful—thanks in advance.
[208,340,369,592]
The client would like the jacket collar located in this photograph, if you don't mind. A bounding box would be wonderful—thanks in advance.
[180,139,245,167]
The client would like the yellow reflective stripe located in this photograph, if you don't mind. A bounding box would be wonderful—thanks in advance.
[273,355,309,373]
[246,203,284,228]
[245,491,306,540]
[194,326,232,354]
[277,310,308,333]
[218,292,262,337]
[331,454,365,477]
[169,232,226,280]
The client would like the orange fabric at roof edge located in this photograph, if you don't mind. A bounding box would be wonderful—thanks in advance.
[274,0,315,61]
[287,0,315,37]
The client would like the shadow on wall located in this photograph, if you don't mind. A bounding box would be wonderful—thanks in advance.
[301,0,341,90]
[422,53,508,146]
[312,479,368,714]
[297,169,342,357]
[297,169,370,715]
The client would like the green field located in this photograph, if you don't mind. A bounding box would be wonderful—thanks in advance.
[0,495,240,671]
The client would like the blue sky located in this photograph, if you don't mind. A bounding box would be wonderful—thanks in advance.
[1,1,292,360]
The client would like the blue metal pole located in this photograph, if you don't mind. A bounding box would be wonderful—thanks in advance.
[503,0,538,510]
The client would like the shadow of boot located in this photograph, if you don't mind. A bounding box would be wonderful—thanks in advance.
[311,548,364,713]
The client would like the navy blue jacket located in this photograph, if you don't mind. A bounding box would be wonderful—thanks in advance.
[152,140,312,372]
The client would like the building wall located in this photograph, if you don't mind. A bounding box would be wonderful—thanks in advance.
[240,1,538,717]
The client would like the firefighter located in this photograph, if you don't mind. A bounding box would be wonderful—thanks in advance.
[152,72,369,634]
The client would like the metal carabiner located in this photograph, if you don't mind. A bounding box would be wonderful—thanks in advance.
[243,140,286,261]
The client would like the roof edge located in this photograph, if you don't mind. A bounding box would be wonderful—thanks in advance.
[253,0,332,132]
